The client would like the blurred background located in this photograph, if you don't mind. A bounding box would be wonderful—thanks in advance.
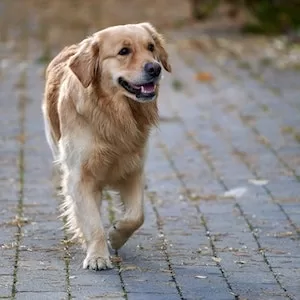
[0,0,300,71]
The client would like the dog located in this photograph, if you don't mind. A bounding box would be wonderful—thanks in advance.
[42,23,171,270]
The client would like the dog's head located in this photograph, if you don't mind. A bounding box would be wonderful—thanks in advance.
[68,23,171,102]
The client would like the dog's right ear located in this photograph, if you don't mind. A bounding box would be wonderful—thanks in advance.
[69,38,99,88]
[140,23,172,73]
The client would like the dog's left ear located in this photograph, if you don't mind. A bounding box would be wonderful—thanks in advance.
[141,23,172,73]
[69,37,99,88]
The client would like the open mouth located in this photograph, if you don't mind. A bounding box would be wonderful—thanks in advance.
[118,77,156,100]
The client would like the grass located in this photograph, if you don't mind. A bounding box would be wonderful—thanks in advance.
[238,61,251,70]
[243,1,300,35]
[281,126,300,144]
[171,79,183,91]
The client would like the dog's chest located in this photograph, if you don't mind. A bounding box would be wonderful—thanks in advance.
[107,150,145,180]
[86,136,147,183]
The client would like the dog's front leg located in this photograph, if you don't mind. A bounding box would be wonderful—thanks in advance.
[109,171,145,249]
[62,169,112,270]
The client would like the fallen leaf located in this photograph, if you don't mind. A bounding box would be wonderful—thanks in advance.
[265,249,287,255]
[196,248,211,255]
[211,256,222,263]
[248,179,269,186]
[257,135,270,145]
[19,245,32,252]
[1,242,17,249]
[16,134,26,143]
[230,292,240,297]
[111,256,122,264]
[161,269,172,273]
[274,231,294,238]
[233,252,251,257]
[223,187,247,198]
[195,275,207,279]
[119,264,140,273]
[6,216,30,227]
[234,260,247,265]
[195,72,214,82]
[190,193,219,201]
[212,233,229,241]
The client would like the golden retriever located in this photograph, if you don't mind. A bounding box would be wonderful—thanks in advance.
[42,23,171,271]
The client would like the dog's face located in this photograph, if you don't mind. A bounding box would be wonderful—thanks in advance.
[68,23,171,102]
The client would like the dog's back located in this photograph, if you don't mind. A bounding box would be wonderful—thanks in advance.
[42,45,78,148]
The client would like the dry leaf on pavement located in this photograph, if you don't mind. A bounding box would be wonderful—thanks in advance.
[234,260,247,265]
[248,179,269,186]
[111,256,122,264]
[195,72,214,82]
[223,187,247,198]
[119,264,140,273]
[211,256,222,263]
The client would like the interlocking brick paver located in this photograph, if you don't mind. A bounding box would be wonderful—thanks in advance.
[0,65,26,298]
[155,45,300,299]
[128,293,178,300]
[15,292,66,300]
[1,4,300,299]
[12,65,68,296]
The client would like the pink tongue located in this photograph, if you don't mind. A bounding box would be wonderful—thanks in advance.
[141,83,155,94]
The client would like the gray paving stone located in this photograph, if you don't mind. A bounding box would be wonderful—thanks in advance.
[13,62,67,298]
[157,48,298,299]
[227,272,287,299]
[175,275,235,300]
[17,271,65,293]
[118,198,183,297]
[0,275,13,298]
[128,293,179,300]
[71,285,125,300]
[0,65,24,299]
[147,139,235,297]
[124,279,177,294]
[15,292,66,300]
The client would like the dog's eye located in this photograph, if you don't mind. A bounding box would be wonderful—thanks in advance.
[118,47,131,56]
[148,43,155,52]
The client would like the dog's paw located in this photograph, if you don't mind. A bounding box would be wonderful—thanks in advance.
[83,254,113,271]
[108,226,128,250]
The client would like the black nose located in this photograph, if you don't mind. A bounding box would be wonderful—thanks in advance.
[144,62,161,78]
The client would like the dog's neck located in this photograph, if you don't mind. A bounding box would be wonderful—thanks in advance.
[83,87,159,146]
[126,96,159,129]
[92,84,159,130]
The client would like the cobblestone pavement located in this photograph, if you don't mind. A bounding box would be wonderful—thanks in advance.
[1,5,300,300]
